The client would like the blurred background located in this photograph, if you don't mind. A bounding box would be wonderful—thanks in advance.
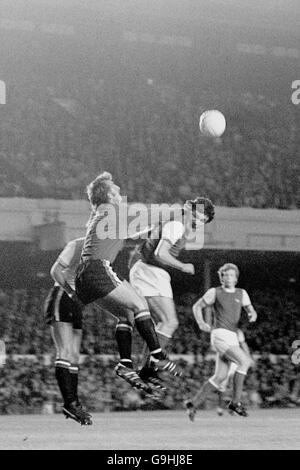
[0,0,299,415]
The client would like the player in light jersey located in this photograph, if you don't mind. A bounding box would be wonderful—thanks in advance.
[75,172,181,395]
[129,197,215,388]
[185,263,257,419]
[44,237,92,425]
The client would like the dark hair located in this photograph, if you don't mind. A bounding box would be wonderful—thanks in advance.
[86,171,113,208]
[185,197,215,223]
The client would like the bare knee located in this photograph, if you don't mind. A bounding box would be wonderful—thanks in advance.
[242,356,252,372]
[162,316,179,336]
[210,372,228,388]
[130,297,149,316]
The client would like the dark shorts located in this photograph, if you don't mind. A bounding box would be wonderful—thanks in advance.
[44,286,83,329]
[75,259,123,305]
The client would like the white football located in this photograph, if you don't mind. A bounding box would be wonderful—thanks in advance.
[199,110,226,137]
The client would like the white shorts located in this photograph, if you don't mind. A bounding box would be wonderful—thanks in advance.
[211,328,239,356]
[129,260,173,298]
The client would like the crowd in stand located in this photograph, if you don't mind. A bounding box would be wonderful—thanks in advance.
[0,286,299,413]
[0,75,299,209]
[1,287,299,357]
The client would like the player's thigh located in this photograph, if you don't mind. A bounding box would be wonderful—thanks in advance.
[146,296,177,324]
[223,345,248,367]
[51,322,74,356]
[214,354,230,383]
[71,328,83,360]
[97,280,148,316]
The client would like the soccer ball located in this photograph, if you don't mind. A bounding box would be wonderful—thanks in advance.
[199,110,226,138]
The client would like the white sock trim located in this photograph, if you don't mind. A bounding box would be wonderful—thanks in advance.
[156,329,172,339]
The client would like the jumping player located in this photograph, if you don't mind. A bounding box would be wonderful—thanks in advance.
[185,263,257,419]
[75,172,181,396]
[129,197,215,387]
[44,237,92,425]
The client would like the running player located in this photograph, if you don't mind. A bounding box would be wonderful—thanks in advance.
[75,171,181,396]
[129,197,215,388]
[44,237,92,425]
[185,263,257,419]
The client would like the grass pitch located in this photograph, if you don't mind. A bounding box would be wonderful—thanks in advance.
[0,408,299,450]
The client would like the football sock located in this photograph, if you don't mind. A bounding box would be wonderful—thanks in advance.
[217,390,224,408]
[232,371,246,403]
[115,322,133,366]
[69,364,79,404]
[134,311,164,359]
[55,359,74,407]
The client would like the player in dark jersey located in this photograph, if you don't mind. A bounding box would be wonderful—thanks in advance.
[75,172,181,396]
[129,197,215,388]
[44,237,92,425]
[185,263,257,419]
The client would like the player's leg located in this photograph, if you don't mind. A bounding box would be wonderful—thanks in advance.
[223,346,252,416]
[146,296,178,351]
[45,287,91,425]
[129,261,179,384]
[100,281,181,376]
[185,354,230,421]
[69,326,92,421]
[115,313,134,370]
[69,327,82,406]
[138,296,177,388]
[217,361,236,415]
[44,287,75,409]
[50,322,76,409]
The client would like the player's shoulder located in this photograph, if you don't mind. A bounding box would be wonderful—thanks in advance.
[202,287,217,303]
[65,238,79,248]
[162,219,184,230]
[74,237,85,248]
[206,286,217,294]
[161,219,185,240]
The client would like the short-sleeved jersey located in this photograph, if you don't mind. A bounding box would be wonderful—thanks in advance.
[202,286,251,332]
[80,204,125,264]
[55,237,85,289]
[136,217,186,272]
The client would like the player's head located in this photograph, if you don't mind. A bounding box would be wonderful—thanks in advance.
[218,263,239,287]
[183,197,215,227]
[87,171,122,208]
